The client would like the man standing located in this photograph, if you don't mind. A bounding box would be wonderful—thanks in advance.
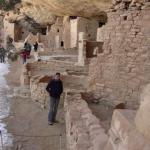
[46,73,63,125]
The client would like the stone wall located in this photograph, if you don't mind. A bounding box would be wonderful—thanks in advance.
[21,59,88,86]
[30,75,50,108]
[38,17,64,50]
[35,17,99,50]
[4,19,15,42]
[88,5,150,108]
[77,32,103,66]
[64,93,108,150]
[4,19,30,43]
[77,18,99,41]
[39,33,54,50]
[70,17,99,49]
[27,60,87,76]
[64,94,150,150]
[30,75,87,108]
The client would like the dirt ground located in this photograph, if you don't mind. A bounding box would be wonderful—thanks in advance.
[88,102,114,132]
[4,60,66,150]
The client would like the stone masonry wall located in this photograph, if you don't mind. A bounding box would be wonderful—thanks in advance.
[26,60,88,77]
[88,5,150,108]
[21,59,88,87]
[65,93,108,150]
[30,75,50,108]
[30,74,88,108]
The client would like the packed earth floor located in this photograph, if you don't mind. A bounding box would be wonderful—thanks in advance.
[4,60,66,150]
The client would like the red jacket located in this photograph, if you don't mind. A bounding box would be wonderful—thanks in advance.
[20,51,27,59]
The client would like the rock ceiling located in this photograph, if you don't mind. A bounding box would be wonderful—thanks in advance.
[20,0,111,24]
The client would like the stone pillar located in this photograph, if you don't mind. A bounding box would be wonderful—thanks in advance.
[55,35,60,49]
[63,16,71,49]
[77,32,87,66]
[36,33,40,43]
[46,26,49,35]
[135,84,150,140]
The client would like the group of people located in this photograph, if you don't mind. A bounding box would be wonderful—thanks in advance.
[20,42,63,126]
[0,38,63,126]
[20,41,39,64]
[20,42,63,125]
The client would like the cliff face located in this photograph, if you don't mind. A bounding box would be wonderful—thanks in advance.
[22,0,111,17]
[20,0,111,24]
[1,0,147,25]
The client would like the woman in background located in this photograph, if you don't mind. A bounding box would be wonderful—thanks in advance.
[33,41,39,61]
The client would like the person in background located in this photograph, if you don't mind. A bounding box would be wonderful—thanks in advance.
[33,41,39,61]
[46,73,63,125]
[0,45,7,63]
[20,49,27,64]
[24,41,31,58]
[34,41,38,51]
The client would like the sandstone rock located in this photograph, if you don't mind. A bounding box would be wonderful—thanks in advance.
[135,84,150,140]
[106,109,150,150]
[21,0,111,23]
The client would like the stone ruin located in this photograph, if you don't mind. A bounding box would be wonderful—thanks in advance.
[89,1,150,109]
[5,0,150,149]
[24,16,100,52]
[30,74,87,109]
[65,90,150,150]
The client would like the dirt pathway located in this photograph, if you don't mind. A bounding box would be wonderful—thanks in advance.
[4,60,66,150]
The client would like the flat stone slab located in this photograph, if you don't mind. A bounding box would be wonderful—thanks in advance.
[105,109,150,150]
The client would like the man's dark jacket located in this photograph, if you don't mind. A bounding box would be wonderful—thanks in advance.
[34,43,38,51]
[46,79,63,98]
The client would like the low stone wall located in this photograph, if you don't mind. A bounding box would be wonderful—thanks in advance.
[27,60,88,75]
[30,75,87,108]
[64,93,108,150]
[21,60,88,86]
[30,75,50,108]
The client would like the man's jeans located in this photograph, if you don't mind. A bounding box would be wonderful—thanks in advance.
[48,96,60,123]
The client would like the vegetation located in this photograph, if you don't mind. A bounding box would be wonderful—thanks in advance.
[0,0,20,10]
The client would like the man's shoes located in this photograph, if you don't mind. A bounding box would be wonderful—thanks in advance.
[48,122,53,125]
[53,120,59,123]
